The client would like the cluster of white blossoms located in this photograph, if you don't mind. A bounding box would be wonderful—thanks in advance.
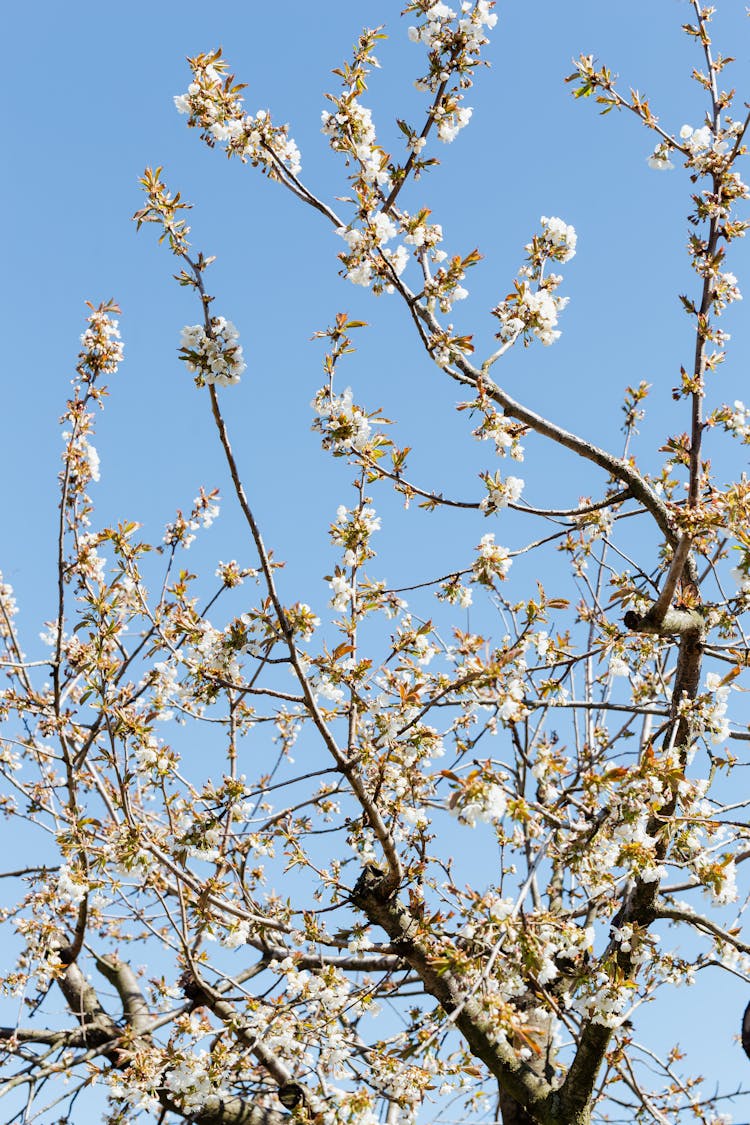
[465,403,526,460]
[723,399,750,443]
[408,0,498,54]
[537,215,577,262]
[530,738,567,797]
[133,733,175,776]
[329,571,355,612]
[671,779,740,905]
[493,216,576,346]
[576,972,633,1028]
[408,0,497,105]
[215,558,248,586]
[390,617,440,668]
[330,503,381,566]
[496,283,568,347]
[74,531,107,586]
[435,105,473,144]
[322,98,389,189]
[163,489,221,549]
[646,141,675,171]
[56,863,88,906]
[562,754,678,896]
[404,214,445,260]
[409,2,461,47]
[449,777,507,827]
[336,216,409,290]
[312,386,373,452]
[162,1048,238,1114]
[189,620,243,686]
[480,471,524,514]
[496,675,527,722]
[282,602,321,643]
[460,0,498,36]
[694,855,738,906]
[711,269,743,313]
[472,532,512,584]
[648,121,735,172]
[312,670,346,709]
[61,427,101,485]
[0,736,21,772]
[174,51,301,176]
[179,318,245,387]
[79,308,124,377]
[437,574,473,607]
[731,556,750,596]
[423,254,473,312]
[174,803,224,861]
[686,670,733,745]
[680,122,727,156]
[0,575,18,640]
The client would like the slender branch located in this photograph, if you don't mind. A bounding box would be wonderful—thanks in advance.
[207,386,402,887]
[644,535,692,628]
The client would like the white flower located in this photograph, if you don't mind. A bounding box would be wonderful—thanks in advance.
[494,280,568,347]
[609,655,630,677]
[480,473,524,514]
[386,244,409,278]
[680,123,722,154]
[727,400,750,443]
[701,671,732,744]
[499,677,526,722]
[329,573,354,611]
[57,864,87,906]
[312,386,373,452]
[348,261,373,287]
[371,212,397,245]
[337,226,363,251]
[647,143,674,171]
[540,216,577,262]
[180,317,245,387]
[175,60,302,176]
[316,675,345,705]
[537,956,559,985]
[473,533,512,584]
[451,781,507,827]
[731,563,750,595]
[483,783,507,820]
[222,919,250,948]
[715,860,737,905]
[436,106,473,143]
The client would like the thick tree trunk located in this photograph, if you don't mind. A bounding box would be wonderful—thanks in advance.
[498,1086,539,1125]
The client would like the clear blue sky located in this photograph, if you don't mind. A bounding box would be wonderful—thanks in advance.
[3,0,750,1118]
[4,0,748,619]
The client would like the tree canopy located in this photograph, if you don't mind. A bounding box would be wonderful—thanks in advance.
[2,4,750,1124]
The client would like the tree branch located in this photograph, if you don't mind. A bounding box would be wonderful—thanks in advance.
[350,865,558,1124]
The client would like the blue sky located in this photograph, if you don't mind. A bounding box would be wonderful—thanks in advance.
[3,0,750,1119]
[4,0,748,626]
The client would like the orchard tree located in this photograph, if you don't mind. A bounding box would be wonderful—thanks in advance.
[2,3,750,1123]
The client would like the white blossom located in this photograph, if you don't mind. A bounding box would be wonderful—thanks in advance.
[647,142,674,170]
[480,473,524,514]
[312,386,373,452]
[539,215,577,262]
[180,318,246,387]
[473,533,512,583]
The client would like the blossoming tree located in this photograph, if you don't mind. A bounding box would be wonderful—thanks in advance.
[2,3,750,1123]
